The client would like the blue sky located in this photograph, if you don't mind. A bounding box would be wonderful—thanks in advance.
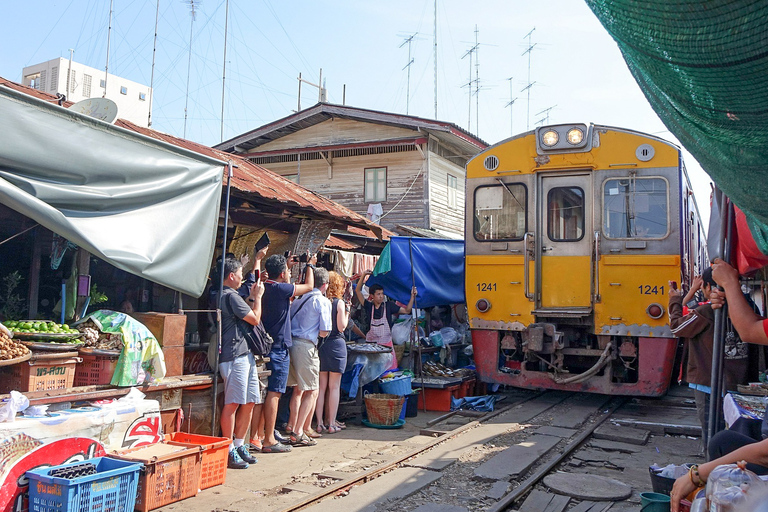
[0,0,712,223]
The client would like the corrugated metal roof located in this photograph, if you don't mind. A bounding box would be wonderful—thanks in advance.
[215,102,488,157]
[0,76,383,239]
[325,235,360,250]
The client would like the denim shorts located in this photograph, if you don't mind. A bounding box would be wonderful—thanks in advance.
[266,346,290,393]
[219,353,261,405]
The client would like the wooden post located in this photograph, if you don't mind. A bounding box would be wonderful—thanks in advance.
[27,234,42,318]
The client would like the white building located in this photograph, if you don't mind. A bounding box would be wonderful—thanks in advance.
[22,58,152,127]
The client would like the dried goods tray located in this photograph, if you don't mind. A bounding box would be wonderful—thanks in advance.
[20,340,84,351]
[12,331,84,341]
[79,347,122,357]
[347,343,393,354]
[410,376,464,388]
[0,352,31,367]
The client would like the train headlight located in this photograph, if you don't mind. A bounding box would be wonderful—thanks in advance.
[541,130,559,147]
[566,128,584,145]
[476,298,491,313]
[646,303,664,319]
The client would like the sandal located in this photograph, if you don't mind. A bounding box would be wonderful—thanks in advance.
[261,442,292,453]
[306,428,323,439]
[315,424,327,434]
[247,439,263,452]
[290,432,317,447]
[333,421,346,430]
[327,425,341,434]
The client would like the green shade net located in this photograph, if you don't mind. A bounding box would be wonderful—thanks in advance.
[585,0,768,255]
[372,242,392,276]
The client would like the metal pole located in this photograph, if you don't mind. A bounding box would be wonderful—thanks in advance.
[148,0,160,126]
[211,161,233,436]
[220,0,229,143]
[433,0,437,119]
[66,49,74,100]
[408,238,426,411]
[297,72,302,111]
[104,0,113,98]
[708,191,730,447]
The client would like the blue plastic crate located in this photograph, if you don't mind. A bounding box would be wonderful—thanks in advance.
[379,375,412,396]
[26,456,142,512]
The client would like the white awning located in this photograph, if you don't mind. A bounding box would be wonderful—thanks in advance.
[0,86,226,297]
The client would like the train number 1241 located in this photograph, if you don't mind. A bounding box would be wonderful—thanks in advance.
[638,285,664,295]
[477,282,497,292]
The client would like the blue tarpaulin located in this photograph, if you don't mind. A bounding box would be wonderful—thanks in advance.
[365,237,465,308]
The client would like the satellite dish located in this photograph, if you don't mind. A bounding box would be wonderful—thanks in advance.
[69,98,119,124]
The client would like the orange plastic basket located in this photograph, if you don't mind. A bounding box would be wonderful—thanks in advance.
[74,353,119,386]
[0,355,79,392]
[111,442,202,512]
[164,433,229,489]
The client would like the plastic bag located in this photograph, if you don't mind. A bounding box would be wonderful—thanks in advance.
[391,318,413,346]
[439,327,457,345]
[0,391,29,422]
[429,331,444,347]
[706,461,764,511]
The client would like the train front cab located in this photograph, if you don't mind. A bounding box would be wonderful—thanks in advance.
[465,124,691,397]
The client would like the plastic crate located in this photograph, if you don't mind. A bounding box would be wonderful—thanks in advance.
[457,379,476,398]
[26,456,142,512]
[74,353,120,386]
[416,385,461,412]
[111,442,202,512]
[0,355,80,392]
[165,433,229,489]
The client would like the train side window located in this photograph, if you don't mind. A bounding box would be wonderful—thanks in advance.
[603,177,668,239]
[547,187,584,241]
[473,183,527,241]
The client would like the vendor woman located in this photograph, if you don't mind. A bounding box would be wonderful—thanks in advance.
[355,270,417,370]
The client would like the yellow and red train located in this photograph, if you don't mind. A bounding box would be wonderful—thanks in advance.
[465,123,707,396]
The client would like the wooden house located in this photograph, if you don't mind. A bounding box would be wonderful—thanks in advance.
[215,104,487,238]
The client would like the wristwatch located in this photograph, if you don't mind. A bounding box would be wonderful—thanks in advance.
[247,298,255,303]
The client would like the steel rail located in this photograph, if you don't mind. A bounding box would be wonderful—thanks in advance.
[487,397,627,512]
[279,391,553,512]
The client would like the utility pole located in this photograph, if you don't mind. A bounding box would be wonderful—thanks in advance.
[104,0,113,98]
[522,27,536,130]
[220,0,229,143]
[66,49,74,100]
[148,0,160,126]
[433,0,438,119]
[400,33,416,114]
[505,77,518,137]
[184,0,196,139]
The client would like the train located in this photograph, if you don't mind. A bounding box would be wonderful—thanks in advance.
[465,123,707,396]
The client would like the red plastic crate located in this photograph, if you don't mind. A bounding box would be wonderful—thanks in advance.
[74,353,119,386]
[416,385,461,412]
[457,379,476,399]
[165,433,229,489]
[111,442,202,512]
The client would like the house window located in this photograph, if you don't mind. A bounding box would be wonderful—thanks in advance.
[25,72,42,90]
[50,67,58,91]
[67,69,76,92]
[120,86,127,95]
[139,92,146,101]
[100,79,106,88]
[447,174,459,209]
[82,74,92,96]
[364,167,387,202]
[284,174,299,183]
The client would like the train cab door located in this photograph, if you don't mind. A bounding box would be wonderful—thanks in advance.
[535,173,593,312]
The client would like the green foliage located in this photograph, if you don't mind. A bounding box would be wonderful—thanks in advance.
[0,271,27,320]
[90,285,108,305]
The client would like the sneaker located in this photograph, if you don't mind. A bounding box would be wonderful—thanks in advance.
[228,448,249,469]
[236,445,257,464]
[274,429,290,444]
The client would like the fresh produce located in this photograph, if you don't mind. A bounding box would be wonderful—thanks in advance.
[0,329,30,360]
[2,320,79,334]
[77,320,124,351]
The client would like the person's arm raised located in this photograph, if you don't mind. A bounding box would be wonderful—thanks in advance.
[710,258,768,344]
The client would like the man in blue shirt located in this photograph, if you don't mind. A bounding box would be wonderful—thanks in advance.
[287,267,332,446]
[259,254,315,453]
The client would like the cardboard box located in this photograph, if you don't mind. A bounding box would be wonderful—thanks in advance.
[133,312,186,347]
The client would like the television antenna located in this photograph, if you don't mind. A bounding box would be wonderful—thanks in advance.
[522,27,536,130]
[505,77,518,136]
[399,33,418,114]
[535,105,556,126]
[183,0,198,138]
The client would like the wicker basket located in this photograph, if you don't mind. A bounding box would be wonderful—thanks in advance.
[364,393,405,425]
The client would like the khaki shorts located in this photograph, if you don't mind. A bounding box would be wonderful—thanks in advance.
[287,338,320,391]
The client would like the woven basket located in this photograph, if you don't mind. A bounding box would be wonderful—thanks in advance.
[393,344,406,366]
[364,393,405,426]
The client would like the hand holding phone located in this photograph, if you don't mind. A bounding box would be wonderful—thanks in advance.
[254,232,270,253]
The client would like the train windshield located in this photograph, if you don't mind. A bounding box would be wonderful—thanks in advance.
[473,182,527,241]
[603,177,668,238]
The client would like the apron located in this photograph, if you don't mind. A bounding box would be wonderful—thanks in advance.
[366,304,398,371]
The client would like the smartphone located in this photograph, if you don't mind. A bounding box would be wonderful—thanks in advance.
[254,232,270,252]
[254,269,260,280]
[670,281,678,290]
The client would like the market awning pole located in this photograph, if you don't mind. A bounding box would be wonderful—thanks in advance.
[708,190,731,448]
[408,238,426,411]
[212,161,233,436]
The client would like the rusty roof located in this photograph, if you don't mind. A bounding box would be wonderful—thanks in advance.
[0,76,383,239]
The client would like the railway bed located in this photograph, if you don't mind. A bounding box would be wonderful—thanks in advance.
[165,385,703,512]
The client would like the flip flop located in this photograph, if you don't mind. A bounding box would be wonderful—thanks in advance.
[333,421,347,430]
[327,425,341,434]
[306,428,323,438]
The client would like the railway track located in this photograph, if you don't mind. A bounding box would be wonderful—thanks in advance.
[279,390,645,512]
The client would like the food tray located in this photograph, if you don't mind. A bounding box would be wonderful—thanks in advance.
[79,347,122,357]
[13,331,84,341]
[347,343,392,354]
[0,352,31,367]
[20,340,84,351]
